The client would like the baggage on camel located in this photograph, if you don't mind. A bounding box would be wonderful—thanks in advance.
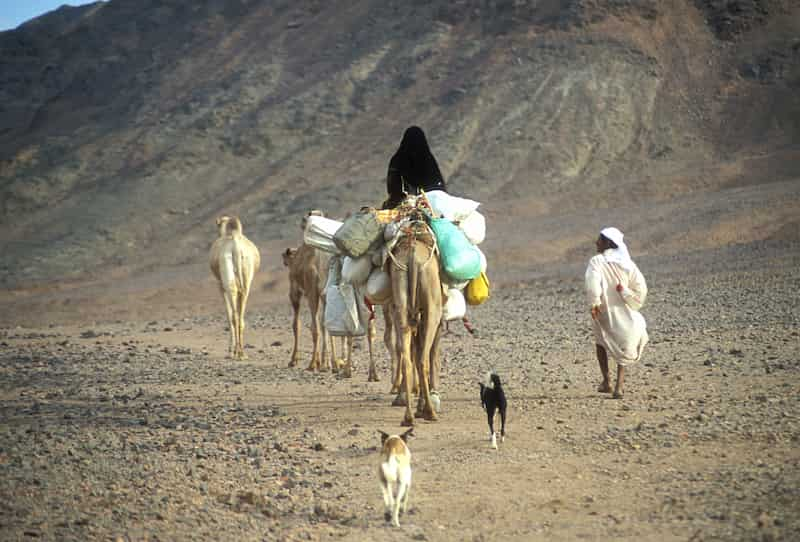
[324,256,368,336]
[429,216,481,282]
[304,215,344,254]
[333,208,385,258]
[465,271,490,305]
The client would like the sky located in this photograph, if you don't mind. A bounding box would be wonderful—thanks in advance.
[0,1,103,32]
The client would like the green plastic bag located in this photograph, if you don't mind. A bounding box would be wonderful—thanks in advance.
[429,217,481,281]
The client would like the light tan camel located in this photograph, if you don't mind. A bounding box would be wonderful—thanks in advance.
[388,221,443,426]
[284,209,356,372]
[383,302,414,396]
[209,215,261,359]
[286,210,381,379]
[283,241,333,371]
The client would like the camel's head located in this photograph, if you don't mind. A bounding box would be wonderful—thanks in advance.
[301,209,325,230]
[282,247,297,267]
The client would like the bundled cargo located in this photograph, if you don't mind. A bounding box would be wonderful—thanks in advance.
[341,253,372,284]
[365,267,392,304]
[429,217,482,282]
[425,190,480,222]
[458,210,486,245]
[303,215,344,254]
[333,208,384,258]
[465,271,490,305]
[443,287,467,321]
[324,256,368,336]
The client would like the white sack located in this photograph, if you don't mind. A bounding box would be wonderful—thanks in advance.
[304,215,344,254]
[365,267,392,305]
[476,246,487,273]
[341,254,372,285]
[324,286,349,335]
[340,283,367,336]
[326,284,367,336]
[442,277,469,290]
[425,190,480,222]
[443,287,466,321]
[459,210,486,245]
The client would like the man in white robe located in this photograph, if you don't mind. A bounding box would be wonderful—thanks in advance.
[585,227,648,398]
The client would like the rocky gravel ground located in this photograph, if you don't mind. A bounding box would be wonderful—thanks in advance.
[1,240,799,541]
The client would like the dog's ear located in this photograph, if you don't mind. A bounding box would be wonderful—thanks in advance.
[377,430,390,444]
[400,428,414,442]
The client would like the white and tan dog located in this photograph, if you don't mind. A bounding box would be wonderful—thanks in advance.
[377,428,413,527]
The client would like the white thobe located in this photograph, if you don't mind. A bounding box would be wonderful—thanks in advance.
[585,253,649,366]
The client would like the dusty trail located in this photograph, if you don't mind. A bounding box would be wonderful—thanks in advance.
[1,241,799,541]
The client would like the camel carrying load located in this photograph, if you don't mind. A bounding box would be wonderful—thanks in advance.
[303,191,489,425]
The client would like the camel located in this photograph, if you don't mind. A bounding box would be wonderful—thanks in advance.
[283,210,357,373]
[287,209,384,380]
[388,218,443,426]
[209,215,261,360]
[283,247,381,378]
[283,239,333,372]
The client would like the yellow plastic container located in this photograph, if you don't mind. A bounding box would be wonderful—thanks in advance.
[465,271,490,305]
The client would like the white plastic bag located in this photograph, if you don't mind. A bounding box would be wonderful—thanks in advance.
[324,286,349,335]
[442,277,469,290]
[442,287,466,321]
[476,246,487,273]
[338,283,366,335]
[425,190,480,222]
[326,283,367,336]
[304,215,344,254]
[341,254,372,285]
[365,267,392,304]
[458,210,486,245]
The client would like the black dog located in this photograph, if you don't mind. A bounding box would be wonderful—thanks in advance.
[479,372,507,448]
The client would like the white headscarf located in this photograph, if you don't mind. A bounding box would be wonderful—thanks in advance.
[600,227,634,271]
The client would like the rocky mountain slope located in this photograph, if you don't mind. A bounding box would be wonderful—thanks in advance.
[1,0,798,293]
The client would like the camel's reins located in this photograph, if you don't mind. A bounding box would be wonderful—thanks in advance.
[387,221,438,272]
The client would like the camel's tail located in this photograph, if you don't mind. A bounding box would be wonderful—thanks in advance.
[234,243,246,292]
[230,217,246,291]
[407,243,419,330]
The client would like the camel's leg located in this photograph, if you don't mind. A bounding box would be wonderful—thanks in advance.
[289,291,302,367]
[399,325,415,426]
[385,306,402,394]
[330,336,339,373]
[321,324,332,372]
[341,336,353,378]
[236,285,251,360]
[367,315,379,382]
[416,306,439,421]
[413,333,427,417]
[320,295,333,372]
[392,291,414,425]
[429,321,442,392]
[307,294,322,371]
[411,334,419,396]
[222,287,238,358]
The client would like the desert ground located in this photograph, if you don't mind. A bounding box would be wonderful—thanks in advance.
[1,235,798,542]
